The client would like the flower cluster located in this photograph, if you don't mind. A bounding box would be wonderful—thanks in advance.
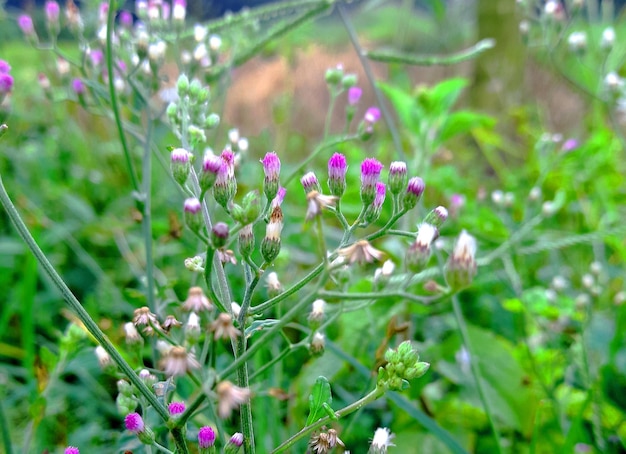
[377,341,430,391]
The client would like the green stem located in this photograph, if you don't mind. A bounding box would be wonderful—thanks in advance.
[236,334,255,454]
[337,4,406,162]
[271,387,385,453]
[0,399,13,454]
[318,290,431,304]
[0,174,169,423]
[364,208,409,242]
[365,38,496,65]
[451,294,502,453]
[106,0,140,193]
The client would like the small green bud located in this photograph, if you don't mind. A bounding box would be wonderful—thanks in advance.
[341,73,357,88]
[189,79,202,98]
[211,222,229,249]
[238,224,255,259]
[177,74,190,96]
[205,113,220,129]
[116,393,138,415]
[325,65,343,86]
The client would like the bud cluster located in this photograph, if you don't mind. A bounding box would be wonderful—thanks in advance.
[377,341,430,391]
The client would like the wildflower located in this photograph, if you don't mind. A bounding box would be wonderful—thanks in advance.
[209,34,223,52]
[363,182,386,224]
[184,255,205,272]
[124,322,142,344]
[601,27,615,50]
[148,41,167,65]
[183,197,203,232]
[388,161,408,196]
[133,306,158,327]
[310,332,326,356]
[210,313,241,341]
[170,147,191,185]
[125,412,155,445]
[44,1,60,29]
[378,340,430,390]
[308,299,326,328]
[449,194,465,217]
[168,401,186,418]
[237,223,254,259]
[374,260,395,287]
[224,432,244,453]
[261,205,283,263]
[301,171,322,194]
[338,240,385,265]
[0,61,10,74]
[162,346,200,376]
[17,15,36,39]
[309,428,343,453]
[199,153,222,194]
[405,223,438,272]
[327,153,348,197]
[65,446,80,454]
[172,0,186,23]
[217,381,251,419]
[348,86,362,105]
[561,138,579,153]
[217,249,237,266]
[360,158,384,205]
[368,428,395,454]
[186,312,201,342]
[266,271,283,298]
[325,64,344,86]
[162,315,182,331]
[94,345,112,369]
[119,10,133,28]
[231,302,241,319]
[568,31,587,54]
[183,287,213,312]
[211,222,229,249]
[306,190,338,221]
[213,149,237,208]
[271,186,287,209]
[364,107,381,124]
[71,78,85,96]
[423,206,448,228]
[198,426,216,452]
[0,73,13,96]
[261,151,281,200]
[445,230,478,289]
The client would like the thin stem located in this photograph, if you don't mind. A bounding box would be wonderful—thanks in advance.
[337,3,406,162]
[271,387,385,453]
[319,290,431,304]
[0,391,13,454]
[0,174,170,423]
[236,334,255,454]
[451,294,502,453]
[106,0,140,193]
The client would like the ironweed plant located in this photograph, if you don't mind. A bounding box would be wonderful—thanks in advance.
[10,1,625,454]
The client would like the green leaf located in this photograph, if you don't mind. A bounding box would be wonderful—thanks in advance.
[502,298,525,314]
[438,110,495,144]
[244,319,280,337]
[378,82,419,131]
[306,376,332,425]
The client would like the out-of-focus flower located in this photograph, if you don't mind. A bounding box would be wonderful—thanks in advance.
[338,240,385,265]
[445,230,478,289]
[217,381,251,419]
[210,313,241,340]
[368,428,395,453]
[161,346,200,376]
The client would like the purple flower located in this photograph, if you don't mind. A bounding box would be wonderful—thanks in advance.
[261,152,281,180]
[364,106,381,124]
[198,426,216,448]
[203,153,222,173]
[124,412,145,433]
[184,198,201,214]
[17,15,35,35]
[89,49,104,67]
[301,171,321,194]
[65,447,80,454]
[348,86,362,105]
[0,73,14,94]
[327,152,347,197]
[45,1,60,23]
[388,161,408,195]
[0,60,11,74]
[119,10,134,27]
[71,78,85,95]
[359,158,384,205]
[168,401,186,416]
[561,138,579,152]
[402,176,425,210]
[373,182,386,208]
[228,432,244,447]
[271,186,286,208]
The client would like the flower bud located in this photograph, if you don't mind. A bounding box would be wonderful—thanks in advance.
[177,73,190,96]
[116,393,137,415]
[170,148,191,185]
[168,401,186,420]
[199,153,222,194]
[211,222,229,249]
[224,433,244,453]
[183,198,203,233]
[388,161,408,195]
[310,332,325,357]
[205,113,220,129]
[238,224,255,259]
[325,64,343,86]
[261,205,283,263]
[363,182,386,224]
[568,31,587,55]
[261,152,281,200]
[266,272,283,298]
[213,150,237,209]
[301,171,322,194]
[423,206,448,228]
[232,190,261,225]
[445,230,477,289]
[125,413,155,445]
[601,27,615,50]
[308,299,326,329]
[341,73,357,88]
[360,158,384,205]
[405,223,438,272]
[327,152,347,197]
[347,86,362,105]
[198,426,216,453]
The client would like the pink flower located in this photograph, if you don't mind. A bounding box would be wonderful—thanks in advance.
[65,447,80,454]
[348,86,362,105]
[124,412,144,433]
[198,426,216,448]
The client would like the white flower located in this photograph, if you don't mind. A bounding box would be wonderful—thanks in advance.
[369,427,395,453]
[194,24,207,42]
[124,322,142,344]
[95,346,111,368]
[415,223,438,249]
